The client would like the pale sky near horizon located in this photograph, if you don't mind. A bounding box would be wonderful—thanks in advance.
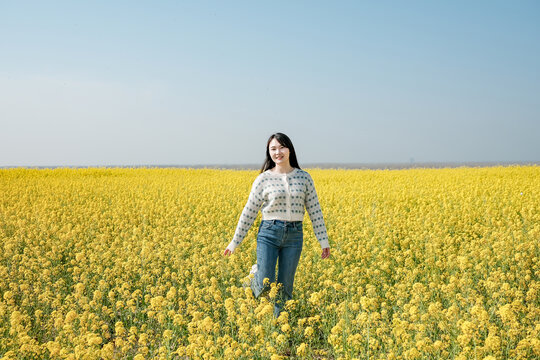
[1,1,539,167]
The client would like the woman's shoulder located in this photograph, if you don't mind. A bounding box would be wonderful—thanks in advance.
[253,170,274,184]
[293,168,312,179]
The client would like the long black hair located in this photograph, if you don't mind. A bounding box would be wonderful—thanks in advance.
[260,133,301,173]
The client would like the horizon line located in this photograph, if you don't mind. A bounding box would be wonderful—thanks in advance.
[1,160,539,170]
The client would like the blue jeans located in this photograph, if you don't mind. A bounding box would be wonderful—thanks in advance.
[252,220,303,317]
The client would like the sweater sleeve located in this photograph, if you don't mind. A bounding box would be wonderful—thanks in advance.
[227,176,264,252]
[305,174,330,249]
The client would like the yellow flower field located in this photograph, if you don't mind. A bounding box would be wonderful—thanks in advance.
[0,166,539,359]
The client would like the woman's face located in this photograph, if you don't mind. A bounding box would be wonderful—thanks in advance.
[268,138,290,166]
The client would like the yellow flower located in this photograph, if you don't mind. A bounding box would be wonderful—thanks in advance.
[166,287,177,301]
[87,333,102,346]
[64,310,77,323]
[296,342,307,356]
[46,341,61,356]
[484,334,501,351]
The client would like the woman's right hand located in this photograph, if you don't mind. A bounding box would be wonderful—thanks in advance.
[321,247,330,259]
[223,248,233,256]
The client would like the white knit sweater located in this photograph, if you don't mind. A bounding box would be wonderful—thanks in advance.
[227,168,330,251]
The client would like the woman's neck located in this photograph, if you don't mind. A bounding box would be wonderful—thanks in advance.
[272,163,294,174]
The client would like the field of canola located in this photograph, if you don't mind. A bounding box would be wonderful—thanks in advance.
[0,166,539,360]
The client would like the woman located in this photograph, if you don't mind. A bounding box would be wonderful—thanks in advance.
[223,132,331,317]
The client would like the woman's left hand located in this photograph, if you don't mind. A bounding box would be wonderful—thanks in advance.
[321,247,330,259]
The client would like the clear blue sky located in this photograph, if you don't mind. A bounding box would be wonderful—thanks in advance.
[1,1,539,167]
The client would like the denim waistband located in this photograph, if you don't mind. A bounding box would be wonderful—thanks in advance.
[263,219,302,226]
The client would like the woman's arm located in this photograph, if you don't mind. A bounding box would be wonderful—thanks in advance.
[305,173,331,257]
[224,176,264,255]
